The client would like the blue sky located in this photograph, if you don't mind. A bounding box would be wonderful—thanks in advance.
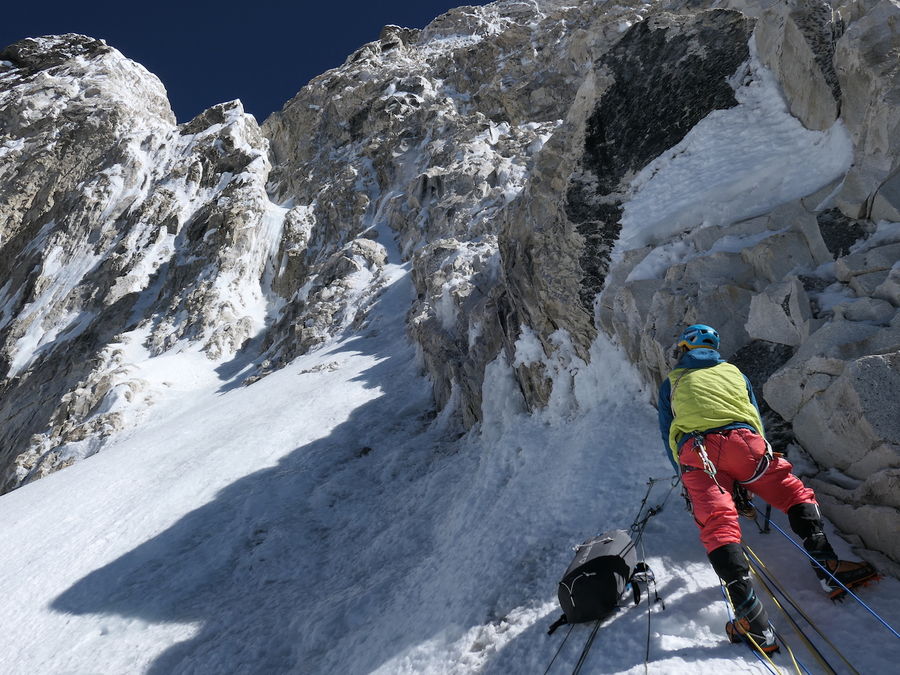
[1,1,489,124]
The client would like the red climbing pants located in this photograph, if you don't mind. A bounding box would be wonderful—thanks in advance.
[679,428,817,553]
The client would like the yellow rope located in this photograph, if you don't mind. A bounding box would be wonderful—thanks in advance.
[741,563,803,675]
[721,580,783,674]
[744,544,858,675]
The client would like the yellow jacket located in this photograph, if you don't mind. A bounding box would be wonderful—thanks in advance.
[658,349,764,469]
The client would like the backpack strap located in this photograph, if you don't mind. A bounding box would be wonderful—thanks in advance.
[630,561,655,606]
[547,613,569,635]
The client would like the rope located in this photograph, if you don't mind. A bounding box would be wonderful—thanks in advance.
[638,538,652,675]
[772,628,813,675]
[743,544,859,675]
[545,477,675,675]
[779,633,803,675]
[755,504,900,641]
[742,548,829,675]
[629,476,678,543]
[719,582,781,675]
[571,619,602,675]
[628,479,676,674]
[542,623,574,675]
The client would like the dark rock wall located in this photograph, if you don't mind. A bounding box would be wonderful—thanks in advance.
[566,10,754,309]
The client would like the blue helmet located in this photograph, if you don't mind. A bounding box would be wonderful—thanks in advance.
[678,324,720,350]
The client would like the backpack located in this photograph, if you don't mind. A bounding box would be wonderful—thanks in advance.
[548,529,644,634]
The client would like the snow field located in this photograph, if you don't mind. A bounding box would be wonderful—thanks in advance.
[3,254,897,673]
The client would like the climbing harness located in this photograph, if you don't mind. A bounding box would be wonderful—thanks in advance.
[735,439,775,487]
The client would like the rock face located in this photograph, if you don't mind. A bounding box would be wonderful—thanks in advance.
[748,0,843,131]
[587,1,900,564]
[832,0,900,219]
[568,10,754,305]
[0,35,279,488]
[1,1,899,563]
[259,0,660,424]
[501,8,756,405]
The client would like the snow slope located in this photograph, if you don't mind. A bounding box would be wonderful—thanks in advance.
[2,38,900,675]
[2,245,899,674]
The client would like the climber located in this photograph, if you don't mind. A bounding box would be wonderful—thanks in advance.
[658,324,876,654]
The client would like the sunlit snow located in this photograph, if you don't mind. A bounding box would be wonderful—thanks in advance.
[1,31,899,675]
[618,45,854,252]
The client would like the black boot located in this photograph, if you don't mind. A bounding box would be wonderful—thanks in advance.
[788,503,878,597]
[709,544,778,653]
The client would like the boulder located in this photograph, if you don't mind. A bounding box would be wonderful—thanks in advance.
[746,279,813,346]
[811,476,900,563]
[752,0,842,131]
[850,270,892,297]
[740,230,819,284]
[764,355,845,420]
[833,0,900,217]
[788,319,895,363]
[834,243,900,296]
[871,169,900,222]
[767,201,834,266]
[665,251,759,288]
[790,352,900,478]
[874,262,900,306]
[832,297,896,323]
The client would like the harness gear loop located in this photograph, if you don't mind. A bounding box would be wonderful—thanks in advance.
[692,435,726,494]
[737,440,774,486]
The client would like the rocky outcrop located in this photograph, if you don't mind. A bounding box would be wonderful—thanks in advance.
[565,1,900,561]
[0,35,281,489]
[742,0,843,131]
[567,9,755,308]
[0,4,663,485]
[259,0,664,422]
[499,8,757,404]
[832,0,900,219]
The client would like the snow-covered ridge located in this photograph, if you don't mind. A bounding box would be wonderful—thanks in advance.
[0,35,288,489]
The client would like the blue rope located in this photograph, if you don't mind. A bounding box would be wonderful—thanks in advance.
[719,584,779,675]
[744,545,846,674]
[793,649,814,675]
[758,505,900,641]
[773,627,815,675]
